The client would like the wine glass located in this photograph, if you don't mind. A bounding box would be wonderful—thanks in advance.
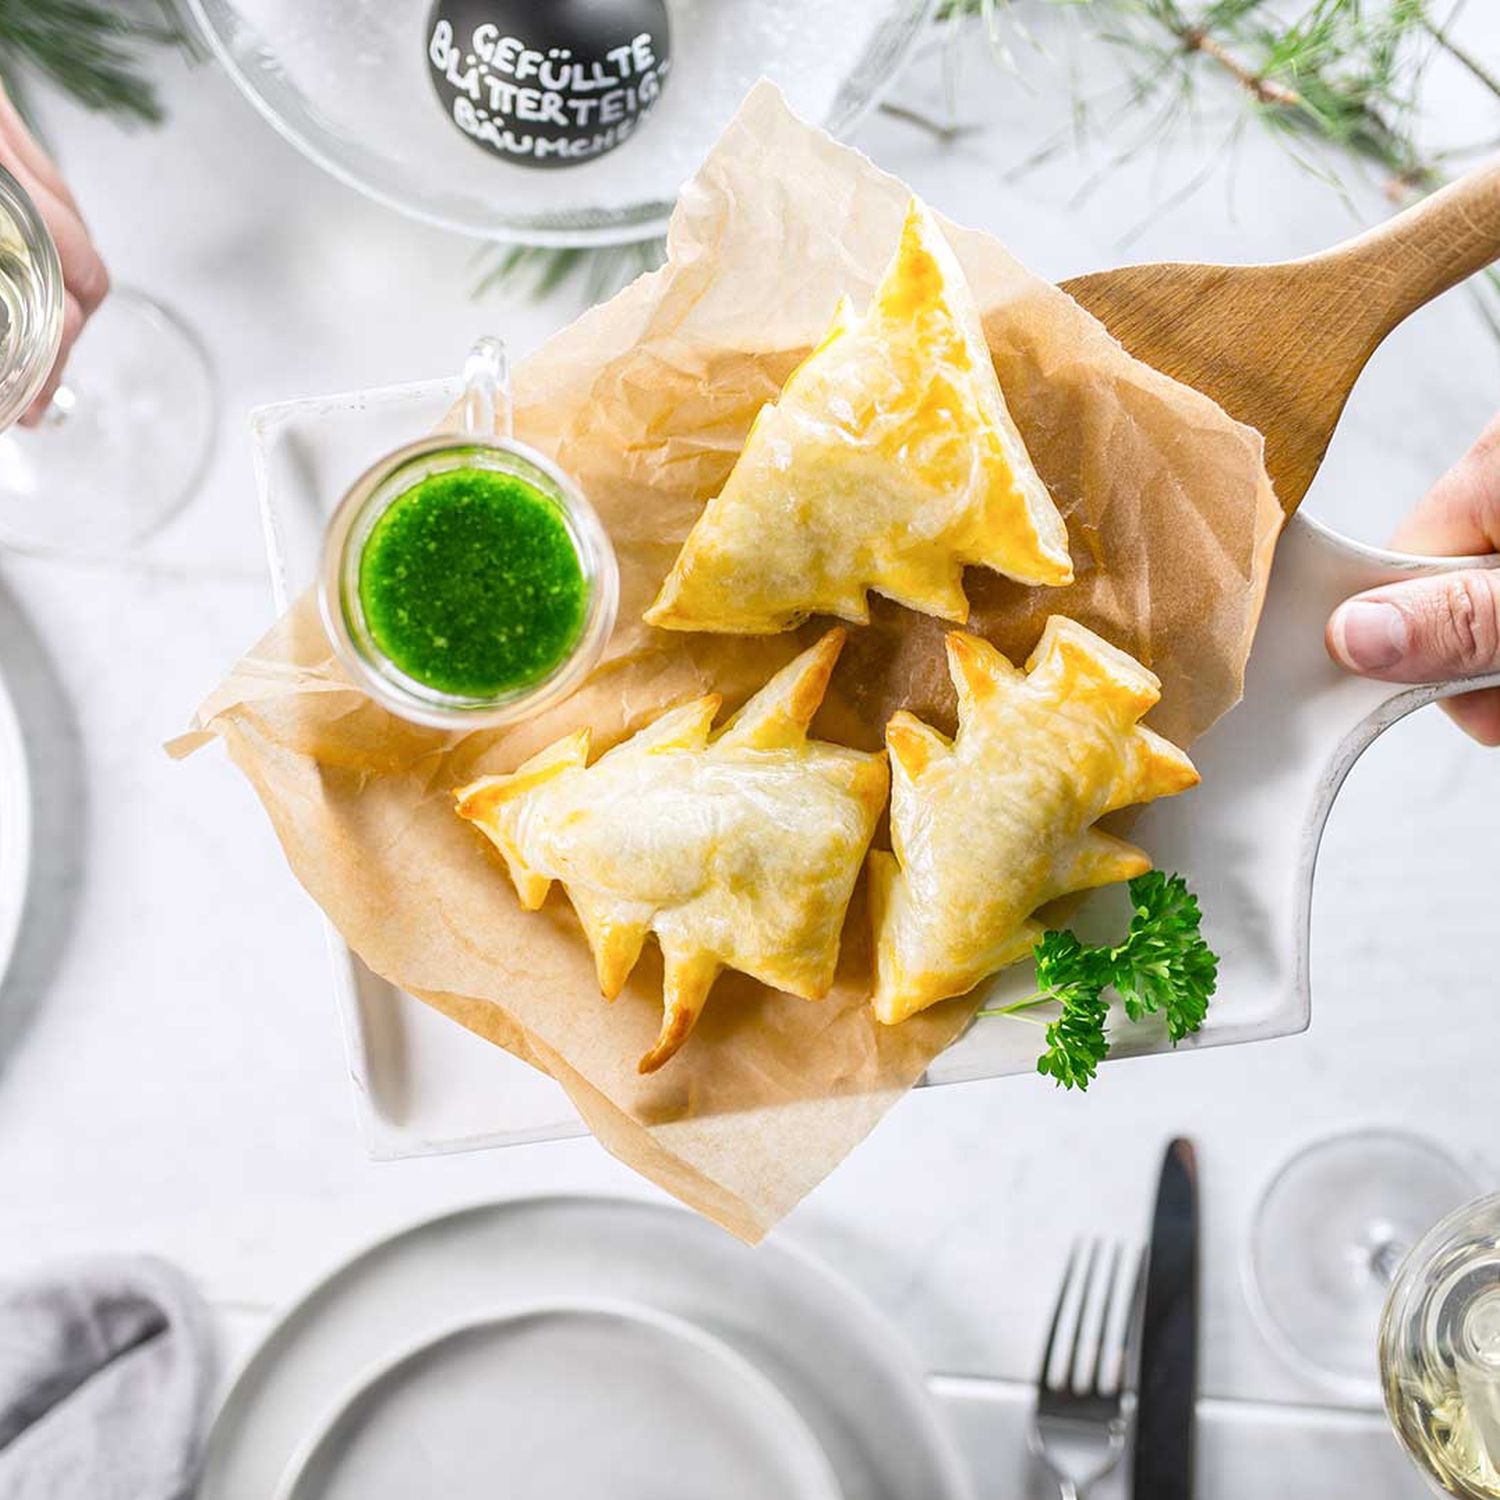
[1245,1129,1480,1399]
[1381,1193,1500,1497]
[0,161,214,558]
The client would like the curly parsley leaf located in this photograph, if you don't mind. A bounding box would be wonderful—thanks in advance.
[1107,872,1218,1043]
[1001,873,1219,1092]
[1033,930,1113,1089]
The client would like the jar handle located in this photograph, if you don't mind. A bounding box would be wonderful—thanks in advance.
[461,336,511,440]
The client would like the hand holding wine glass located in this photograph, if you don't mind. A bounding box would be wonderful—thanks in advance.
[0,82,109,426]
[0,91,213,558]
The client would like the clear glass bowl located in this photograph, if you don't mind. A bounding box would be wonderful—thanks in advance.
[185,0,936,245]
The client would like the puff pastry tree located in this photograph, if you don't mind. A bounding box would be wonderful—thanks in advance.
[645,197,1073,635]
[455,630,888,1073]
[869,617,1200,1024]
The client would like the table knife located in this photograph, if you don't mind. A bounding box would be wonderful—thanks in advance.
[1132,1136,1199,1500]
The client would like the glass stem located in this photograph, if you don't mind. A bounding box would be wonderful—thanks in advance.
[1371,1237,1406,1284]
[42,384,75,428]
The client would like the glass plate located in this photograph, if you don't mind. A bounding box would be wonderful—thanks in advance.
[246,376,1413,1157]
[187,0,936,245]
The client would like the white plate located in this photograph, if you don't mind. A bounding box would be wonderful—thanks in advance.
[249,379,1500,1153]
[0,659,32,993]
[276,1299,843,1500]
[199,1195,974,1500]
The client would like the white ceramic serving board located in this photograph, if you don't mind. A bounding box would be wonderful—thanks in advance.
[253,378,586,1156]
[251,377,1500,1159]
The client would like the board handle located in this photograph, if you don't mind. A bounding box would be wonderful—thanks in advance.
[1307,156,1500,347]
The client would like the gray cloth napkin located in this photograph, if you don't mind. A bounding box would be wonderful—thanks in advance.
[0,1256,212,1500]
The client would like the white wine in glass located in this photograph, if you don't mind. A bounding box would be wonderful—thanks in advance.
[0,161,215,557]
[0,162,63,430]
[1382,1193,1500,1498]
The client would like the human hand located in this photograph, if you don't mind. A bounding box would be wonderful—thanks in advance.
[1325,411,1500,746]
[0,83,109,426]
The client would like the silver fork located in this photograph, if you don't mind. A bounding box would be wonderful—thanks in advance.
[1029,1240,1141,1500]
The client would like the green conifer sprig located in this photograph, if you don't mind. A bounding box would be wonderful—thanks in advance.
[475,0,1498,308]
[0,0,194,129]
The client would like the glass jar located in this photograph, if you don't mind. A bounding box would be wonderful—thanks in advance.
[319,338,618,730]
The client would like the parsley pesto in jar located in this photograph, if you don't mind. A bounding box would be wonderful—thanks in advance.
[320,338,616,730]
[356,466,589,699]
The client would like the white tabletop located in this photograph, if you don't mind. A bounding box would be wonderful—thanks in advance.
[0,15,1495,1493]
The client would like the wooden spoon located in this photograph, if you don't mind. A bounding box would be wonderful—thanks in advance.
[1060,158,1500,516]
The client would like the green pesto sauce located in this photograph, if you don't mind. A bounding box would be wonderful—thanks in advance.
[357,467,586,698]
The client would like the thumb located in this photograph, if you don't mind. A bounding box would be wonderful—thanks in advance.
[1326,569,1500,683]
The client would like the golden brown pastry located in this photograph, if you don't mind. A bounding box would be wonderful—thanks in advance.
[455,630,888,1072]
[869,618,1199,1024]
[645,196,1072,635]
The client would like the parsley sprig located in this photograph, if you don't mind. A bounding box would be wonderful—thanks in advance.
[983,872,1219,1092]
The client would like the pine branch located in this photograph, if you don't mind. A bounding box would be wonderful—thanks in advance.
[479,0,1496,307]
[1180,26,1302,107]
[0,0,193,129]
[1419,12,1500,102]
[473,236,666,305]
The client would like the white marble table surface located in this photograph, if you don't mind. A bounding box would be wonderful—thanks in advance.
[0,15,1496,1496]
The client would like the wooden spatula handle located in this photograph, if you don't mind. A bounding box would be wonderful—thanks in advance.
[1312,156,1500,343]
[1059,156,1500,514]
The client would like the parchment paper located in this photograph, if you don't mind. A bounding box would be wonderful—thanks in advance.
[177,83,1282,1242]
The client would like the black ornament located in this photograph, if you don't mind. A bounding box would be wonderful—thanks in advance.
[426,0,672,170]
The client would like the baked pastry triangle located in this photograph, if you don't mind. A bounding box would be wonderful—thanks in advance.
[645,197,1072,635]
[455,630,888,1072]
[869,618,1199,1024]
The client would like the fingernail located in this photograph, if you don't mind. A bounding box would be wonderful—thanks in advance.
[1331,600,1408,671]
